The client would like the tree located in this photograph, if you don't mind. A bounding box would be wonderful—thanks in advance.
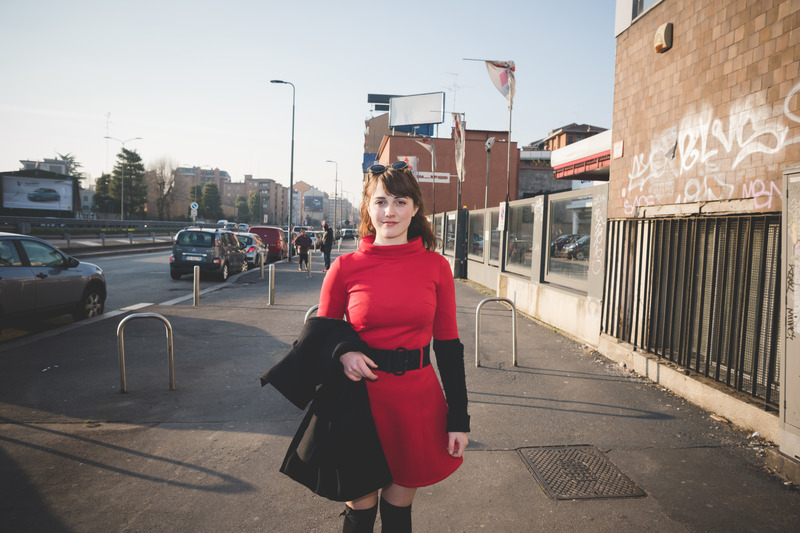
[247,190,263,224]
[92,173,116,215]
[110,148,146,220]
[146,157,178,220]
[56,152,86,187]
[235,195,250,223]
[200,182,223,221]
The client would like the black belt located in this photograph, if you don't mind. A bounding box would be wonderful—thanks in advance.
[364,345,431,376]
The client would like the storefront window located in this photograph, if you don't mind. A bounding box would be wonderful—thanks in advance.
[546,194,592,285]
[468,212,484,258]
[505,204,534,271]
[490,211,500,262]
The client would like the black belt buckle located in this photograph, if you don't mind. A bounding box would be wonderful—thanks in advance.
[391,347,410,376]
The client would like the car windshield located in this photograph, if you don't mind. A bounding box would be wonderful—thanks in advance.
[177,231,214,247]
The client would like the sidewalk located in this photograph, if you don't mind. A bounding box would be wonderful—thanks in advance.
[1,245,799,532]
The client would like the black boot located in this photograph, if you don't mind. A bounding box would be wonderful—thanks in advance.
[379,498,412,533]
[341,503,377,533]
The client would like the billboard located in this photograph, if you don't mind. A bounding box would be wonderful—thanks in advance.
[2,175,74,211]
[304,196,323,212]
[389,92,445,128]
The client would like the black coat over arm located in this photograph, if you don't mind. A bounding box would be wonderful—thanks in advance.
[260,317,392,501]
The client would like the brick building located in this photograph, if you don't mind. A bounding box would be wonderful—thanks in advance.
[605,0,800,457]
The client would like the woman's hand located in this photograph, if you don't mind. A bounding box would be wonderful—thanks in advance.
[447,432,468,458]
[340,351,379,382]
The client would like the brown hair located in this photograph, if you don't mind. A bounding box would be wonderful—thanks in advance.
[359,167,436,251]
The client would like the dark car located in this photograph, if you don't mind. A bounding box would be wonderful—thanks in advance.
[170,228,247,281]
[27,187,60,202]
[565,235,591,260]
[550,233,581,257]
[248,226,288,262]
[0,232,106,329]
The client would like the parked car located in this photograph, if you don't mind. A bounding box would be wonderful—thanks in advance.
[170,228,247,281]
[0,232,106,329]
[235,232,267,267]
[27,188,60,202]
[565,235,591,260]
[342,229,357,239]
[248,225,288,262]
[550,233,581,258]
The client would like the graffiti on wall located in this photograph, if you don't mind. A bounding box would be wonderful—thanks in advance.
[591,192,607,275]
[622,82,800,215]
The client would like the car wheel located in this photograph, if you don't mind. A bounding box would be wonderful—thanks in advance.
[576,251,585,260]
[241,260,248,273]
[73,285,105,321]
[170,270,182,280]
[219,262,229,281]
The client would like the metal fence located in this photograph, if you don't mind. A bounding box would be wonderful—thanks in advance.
[602,214,781,409]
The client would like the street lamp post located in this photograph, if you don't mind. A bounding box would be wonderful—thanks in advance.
[325,160,338,232]
[271,79,295,262]
[104,136,142,221]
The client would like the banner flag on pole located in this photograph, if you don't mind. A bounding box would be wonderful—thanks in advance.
[485,60,515,107]
[452,112,466,182]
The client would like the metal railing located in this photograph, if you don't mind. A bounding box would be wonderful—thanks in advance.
[475,297,517,367]
[602,215,781,408]
[304,304,319,323]
[116,313,175,393]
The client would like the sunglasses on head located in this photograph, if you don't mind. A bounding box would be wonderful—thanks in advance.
[369,161,409,174]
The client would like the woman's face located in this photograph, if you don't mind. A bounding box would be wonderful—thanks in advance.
[367,181,419,246]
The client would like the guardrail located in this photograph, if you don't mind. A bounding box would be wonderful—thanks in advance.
[475,297,518,367]
[116,313,176,393]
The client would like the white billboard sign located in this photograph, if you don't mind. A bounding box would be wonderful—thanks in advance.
[389,92,445,128]
[2,175,73,211]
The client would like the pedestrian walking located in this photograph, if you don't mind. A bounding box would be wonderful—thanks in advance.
[319,161,470,532]
[293,228,312,271]
[321,221,334,272]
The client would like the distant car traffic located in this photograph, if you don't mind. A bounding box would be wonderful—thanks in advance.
[0,232,106,329]
[170,227,247,281]
[235,232,267,268]
[27,188,61,202]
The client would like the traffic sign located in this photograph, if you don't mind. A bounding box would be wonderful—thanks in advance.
[190,202,199,210]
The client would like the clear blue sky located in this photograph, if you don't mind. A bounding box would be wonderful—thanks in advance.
[0,0,616,202]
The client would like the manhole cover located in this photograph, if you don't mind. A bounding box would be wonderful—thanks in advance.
[518,445,646,500]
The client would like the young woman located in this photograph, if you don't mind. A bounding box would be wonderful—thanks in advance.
[318,161,470,533]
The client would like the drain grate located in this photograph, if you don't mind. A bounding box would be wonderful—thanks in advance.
[518,445,646,500]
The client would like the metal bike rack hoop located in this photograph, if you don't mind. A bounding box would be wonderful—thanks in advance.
[475,297,517,368]
[117,312,175,393]
[304,304,319,323]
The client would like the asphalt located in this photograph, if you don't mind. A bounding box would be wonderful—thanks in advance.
[1,241,800,532]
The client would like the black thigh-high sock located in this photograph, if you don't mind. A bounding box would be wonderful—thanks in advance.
[341,503,378,533]
[379,498,412,533]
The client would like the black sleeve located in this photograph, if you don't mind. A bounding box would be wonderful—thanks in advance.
[433,338,470,433]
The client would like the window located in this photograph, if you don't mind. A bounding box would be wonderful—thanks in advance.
[505,203,534,272]
[546,194,593,288]
[0,240,22,266]
[19,240,64,268]
[489,211,501,262]
[633,0,660,19]
[468,212,484,258]
[444,214,456,254]
[434,214,444,251]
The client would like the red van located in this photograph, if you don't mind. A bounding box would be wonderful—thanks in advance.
[248,226,288,262]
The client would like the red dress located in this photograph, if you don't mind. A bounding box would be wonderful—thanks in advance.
[318,235,463,487]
